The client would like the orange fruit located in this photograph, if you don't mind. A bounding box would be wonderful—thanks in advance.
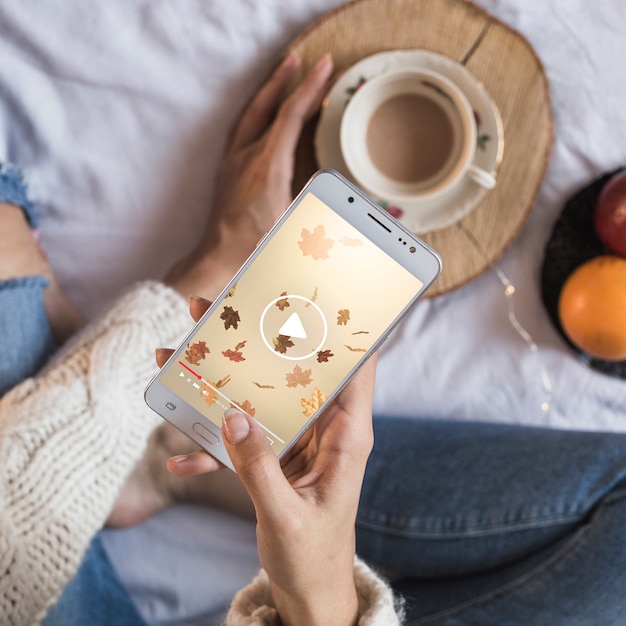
[558,255,626,361]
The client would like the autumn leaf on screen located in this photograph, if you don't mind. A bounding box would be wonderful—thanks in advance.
[184,340,210,365]
[340,236,364,247]
[285,364,313,388]
[316,349,334,363]
[301,387,326,417]
[276,292,290,311]
[220,305,240,330]
[200,375,231,406]
[304,286,318,307]
[227,283,237,298]
[272,334,295,354]
[233,399,256,417]
[298,224,333,260]
[201,381,218,406]
[337,309,350,326]
[222,349,245,362]
[253,381,275,389]
[351,330,369,335]
[223,341,246,362]
[345,345,366,352]
[214,375,231,388]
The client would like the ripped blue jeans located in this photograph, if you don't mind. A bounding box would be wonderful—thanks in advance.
[0,161,147,626]
[0,162,55,395]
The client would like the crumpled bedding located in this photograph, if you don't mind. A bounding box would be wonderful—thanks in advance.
[2,0,625,623]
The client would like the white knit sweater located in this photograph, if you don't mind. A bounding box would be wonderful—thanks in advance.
[0,282,401,626]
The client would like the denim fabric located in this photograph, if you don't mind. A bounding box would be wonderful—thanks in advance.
[357,418,626,625]
[0,277,56,396]
[0,160,38,228]
[43,536,147,626]
[43,418,626,626]
[0,160,55,395]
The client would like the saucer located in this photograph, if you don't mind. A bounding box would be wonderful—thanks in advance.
[314,50,504,234]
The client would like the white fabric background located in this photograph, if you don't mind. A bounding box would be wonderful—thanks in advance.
[2,0,625,623]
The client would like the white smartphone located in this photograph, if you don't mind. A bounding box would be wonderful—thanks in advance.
[145,169,441,471]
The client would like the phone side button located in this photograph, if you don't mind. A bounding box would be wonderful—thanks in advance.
[193,422,220,446]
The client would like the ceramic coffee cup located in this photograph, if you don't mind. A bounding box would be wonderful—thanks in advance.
[340,68,496,204]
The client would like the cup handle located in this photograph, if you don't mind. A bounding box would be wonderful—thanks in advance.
[467,164,497,190]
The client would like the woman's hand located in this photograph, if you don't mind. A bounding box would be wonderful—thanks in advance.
[159,297,377,626]
[221,359,376,626]
[165,52,333,300]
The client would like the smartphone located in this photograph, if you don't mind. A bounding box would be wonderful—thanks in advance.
[145,169,441,470]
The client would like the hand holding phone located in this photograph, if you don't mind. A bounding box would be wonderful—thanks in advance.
[158,323,378,626]
[146,169,441,471]
[150,168,441,622]
[226,354,378,626]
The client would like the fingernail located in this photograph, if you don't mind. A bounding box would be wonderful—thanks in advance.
[222,409,250,444]
[316,52,333,70]
[166,454,192,474]
[280,51,300,70]
[168,454,190,464]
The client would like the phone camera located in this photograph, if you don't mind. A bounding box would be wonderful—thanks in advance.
[348,196,355,203]
[409,246,416,253]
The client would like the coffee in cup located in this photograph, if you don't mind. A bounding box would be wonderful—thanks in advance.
[340,68,496,204]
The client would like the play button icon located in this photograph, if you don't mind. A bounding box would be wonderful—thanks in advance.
[278,312,307,339]
[260,294,328,361]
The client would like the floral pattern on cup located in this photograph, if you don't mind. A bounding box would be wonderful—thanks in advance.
[474,109,491,151]
[345,76,367,102]
[420,80,453,103]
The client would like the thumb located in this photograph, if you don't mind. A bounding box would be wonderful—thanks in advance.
[222,409,291,514]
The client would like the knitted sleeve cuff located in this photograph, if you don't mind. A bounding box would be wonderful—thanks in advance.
[226,557,404,625]
[0,281,191,626]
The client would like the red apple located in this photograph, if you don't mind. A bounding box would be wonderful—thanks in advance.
[594,170,626,257]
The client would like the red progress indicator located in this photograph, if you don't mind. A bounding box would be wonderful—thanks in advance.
[178,361,201,379]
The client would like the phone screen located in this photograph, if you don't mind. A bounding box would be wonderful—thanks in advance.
[157,190,424,456]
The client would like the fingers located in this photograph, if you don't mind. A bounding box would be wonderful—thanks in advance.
[155,296,212,368]
[189,295,212,321]
[267,54,333,163]
[336,353,377,450]
[338,352,378,415]
[155,347,174,368]
[221,409,294,517]
[167,449,223,476]
[230,52,302,151]
[315,354,377,464]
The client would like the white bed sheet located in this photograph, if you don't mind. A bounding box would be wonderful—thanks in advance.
[2,0,626,623]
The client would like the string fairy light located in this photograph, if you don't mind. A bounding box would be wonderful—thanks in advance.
[493,266,553,415]
[457,222,553,417]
